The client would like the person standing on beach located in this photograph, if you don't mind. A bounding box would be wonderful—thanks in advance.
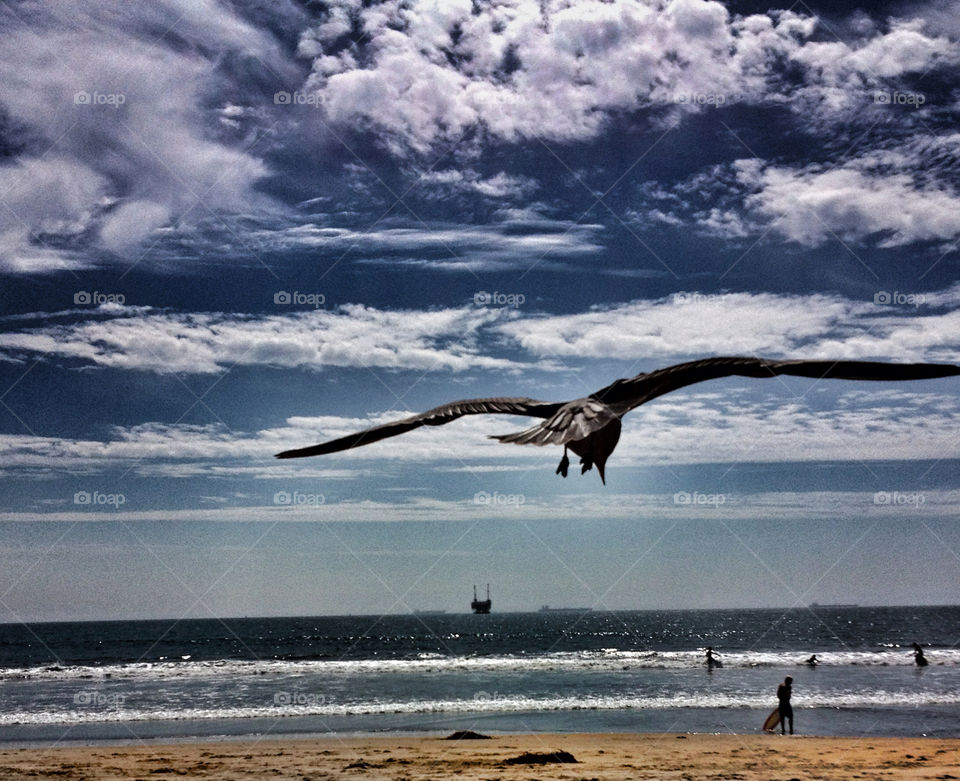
[777,676,794,734]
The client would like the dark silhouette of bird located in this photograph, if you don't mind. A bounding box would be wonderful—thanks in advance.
[275,356,960,484]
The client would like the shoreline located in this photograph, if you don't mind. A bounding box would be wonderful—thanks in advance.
[0,732,957,780]
[5,701,960,747]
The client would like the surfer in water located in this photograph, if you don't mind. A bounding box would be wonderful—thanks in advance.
[705,647,722,669]
[777,676,794,734]
[912,643,928,667]
[805,654,819,667]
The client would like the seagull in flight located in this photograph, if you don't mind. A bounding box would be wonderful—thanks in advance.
[275,357,959,484]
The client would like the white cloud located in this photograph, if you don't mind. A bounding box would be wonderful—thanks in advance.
[737,155,960,248]
[640,136,960,248]
[418,169,539,199]
[0,156,108,273]
[256,209,604,272]
[301,1,955,153]
[0,304,537,374]
[497,289,960,363]
[791,20,949,83]
[1,1,955,272]
[2,288,958,376]
[616,388,960,466]
[0,0,294,272]
[98,201,175,253]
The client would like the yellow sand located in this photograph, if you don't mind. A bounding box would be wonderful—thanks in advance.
[0,732,958,780]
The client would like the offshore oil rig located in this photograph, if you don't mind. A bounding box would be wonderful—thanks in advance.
[471,584,491,614]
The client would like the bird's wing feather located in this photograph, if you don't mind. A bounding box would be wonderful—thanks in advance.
[595,357,960,412]
[275,397,561,458]
[491,398,619,446]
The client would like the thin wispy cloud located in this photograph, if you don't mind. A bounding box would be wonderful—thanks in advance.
[0,0,299,272]
[5,488,959,524]
[0,304,536,374]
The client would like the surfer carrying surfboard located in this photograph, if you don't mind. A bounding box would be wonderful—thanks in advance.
[777,676,794,734]
[705,647,722,669]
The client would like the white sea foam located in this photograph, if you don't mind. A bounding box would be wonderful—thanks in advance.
[3,648,955,682]
[3,688,960,727]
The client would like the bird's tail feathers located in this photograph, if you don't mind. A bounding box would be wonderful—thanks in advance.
[489,421,564,446]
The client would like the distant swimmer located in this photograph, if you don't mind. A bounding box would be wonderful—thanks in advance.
[705,647,722,669]
[912,643,928,667]
[777,676,794,734]
[805,654,819,667]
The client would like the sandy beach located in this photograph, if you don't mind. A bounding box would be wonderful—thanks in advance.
[0,732,957,780]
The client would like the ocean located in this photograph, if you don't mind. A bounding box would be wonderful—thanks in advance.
[1,606,958,745]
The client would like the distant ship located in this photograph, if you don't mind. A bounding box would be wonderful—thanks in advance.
[810,602,859,608]
[471,584,491,614]
[539,605,591,613]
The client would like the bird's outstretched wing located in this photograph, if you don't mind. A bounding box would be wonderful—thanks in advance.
[274,397,562,459]
[594,357,960,412]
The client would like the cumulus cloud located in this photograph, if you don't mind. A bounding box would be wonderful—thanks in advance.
[735,148,960,248]
[790,19,949,83]
[637,135,960,248]
[300,0,954,153]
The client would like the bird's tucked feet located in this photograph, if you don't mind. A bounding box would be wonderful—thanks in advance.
[556,451,570,478]
[580,457,593,474]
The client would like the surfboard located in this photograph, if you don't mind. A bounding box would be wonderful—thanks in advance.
[762,708,781,732]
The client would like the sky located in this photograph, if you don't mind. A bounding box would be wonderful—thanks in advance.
[0,0,959,622]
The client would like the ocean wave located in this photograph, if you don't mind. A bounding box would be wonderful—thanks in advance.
[2,648,956,682]
[4,688,960,727]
